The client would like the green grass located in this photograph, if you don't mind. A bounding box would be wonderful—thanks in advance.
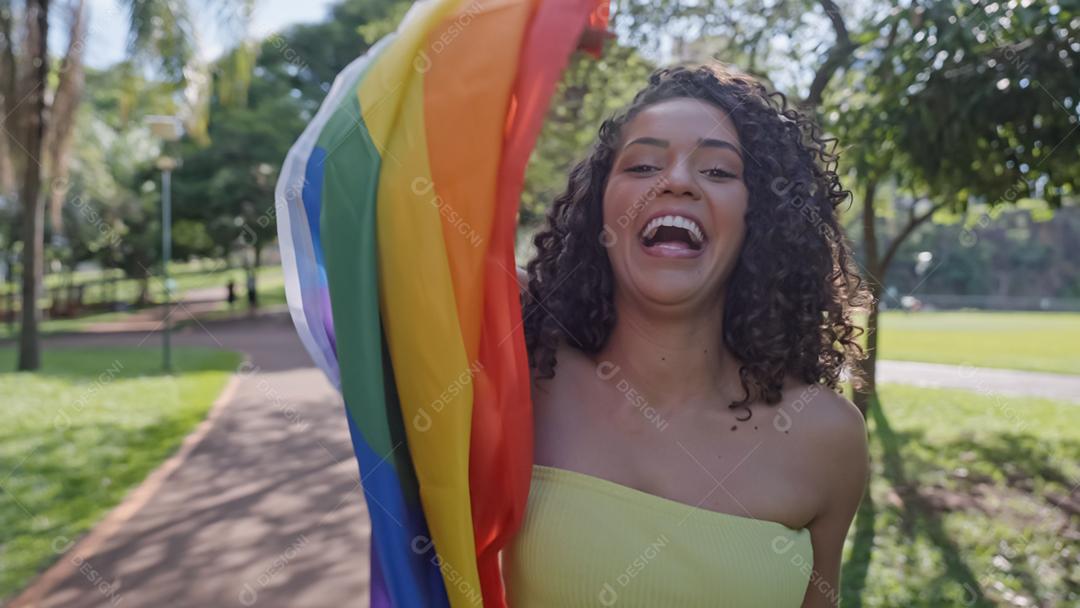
[1,264,284,317]
[843,384,1080,607]
[164,263,284,297]
[877,311,1080,375]
[1,260,281,296]
[0,309,138,338]
[0,347,242,601]
[1,339,1076,605]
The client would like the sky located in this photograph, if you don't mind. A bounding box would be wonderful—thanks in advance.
[65,0,338,69]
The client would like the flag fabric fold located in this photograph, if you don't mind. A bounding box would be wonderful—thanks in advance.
[275,1,608,605]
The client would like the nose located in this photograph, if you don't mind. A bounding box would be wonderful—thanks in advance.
[658,160,701,200]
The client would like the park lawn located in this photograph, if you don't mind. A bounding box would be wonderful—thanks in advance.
[877,311,1080,375]
[0,309,137,339]
[0,265,286,335]
[166,263,284,297]
[0,268,287,340]
[0,260,285,299]
[0,347,242,602]
[843,383,1080,607]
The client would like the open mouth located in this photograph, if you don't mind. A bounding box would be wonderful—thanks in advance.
[639,214,706,253]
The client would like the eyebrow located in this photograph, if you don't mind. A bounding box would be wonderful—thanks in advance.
[700,138,743,159]
[624,136,743,160]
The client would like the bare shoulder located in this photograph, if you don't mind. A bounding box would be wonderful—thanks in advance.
[779,382,866,445]
[528,339,606,432]
[778,383,869,501]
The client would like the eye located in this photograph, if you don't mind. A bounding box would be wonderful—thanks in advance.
[626,164,660,174]
[702,167,736,179]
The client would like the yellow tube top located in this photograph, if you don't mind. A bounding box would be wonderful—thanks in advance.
[502,465,814,607]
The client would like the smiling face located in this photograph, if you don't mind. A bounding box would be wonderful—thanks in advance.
[602,97,750,312]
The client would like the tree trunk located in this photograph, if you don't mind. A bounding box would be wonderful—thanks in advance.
[17,0,49,372]
[855,280,882,414]
[0,3,18,198]
[136,277,150,306]
[251,243,261,306]
[0,112,14,197]
[44,0,87,236]
[853,178,880,414]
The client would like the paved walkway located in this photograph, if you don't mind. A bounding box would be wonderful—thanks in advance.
[878,360,1080,403]
[10,314,371,608]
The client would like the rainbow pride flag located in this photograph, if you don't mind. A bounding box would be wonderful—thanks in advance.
[275,1,608,605]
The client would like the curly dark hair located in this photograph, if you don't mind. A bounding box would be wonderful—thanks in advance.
[522,64,869,419]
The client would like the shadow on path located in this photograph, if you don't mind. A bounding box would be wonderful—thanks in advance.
[13,316,372,608]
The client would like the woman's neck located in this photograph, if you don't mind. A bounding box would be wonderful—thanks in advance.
[592,292,742,412]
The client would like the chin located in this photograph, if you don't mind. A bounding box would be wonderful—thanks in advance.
[620,252,722,309]
[639,283,707,307]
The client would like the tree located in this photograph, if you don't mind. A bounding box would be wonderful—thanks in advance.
[0,3,16,198]
[825,0,1080,409]
[0,0,252,370]
[170,98,305,264]
[44,0,87,237]
[0,0,395,318]
[522,41,654,227]
[66,78,167,295]
[160,0,411,296]
[6,0,49,371]
[118,0,258,143]
[1,0,87,369]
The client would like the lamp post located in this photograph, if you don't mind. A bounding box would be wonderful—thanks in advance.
[146,116,184,373]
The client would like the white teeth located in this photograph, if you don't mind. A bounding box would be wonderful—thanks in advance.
[691,224,703,243]
[641,214,705,245]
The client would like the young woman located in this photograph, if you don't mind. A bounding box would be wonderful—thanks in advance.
[503,65,871,607]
